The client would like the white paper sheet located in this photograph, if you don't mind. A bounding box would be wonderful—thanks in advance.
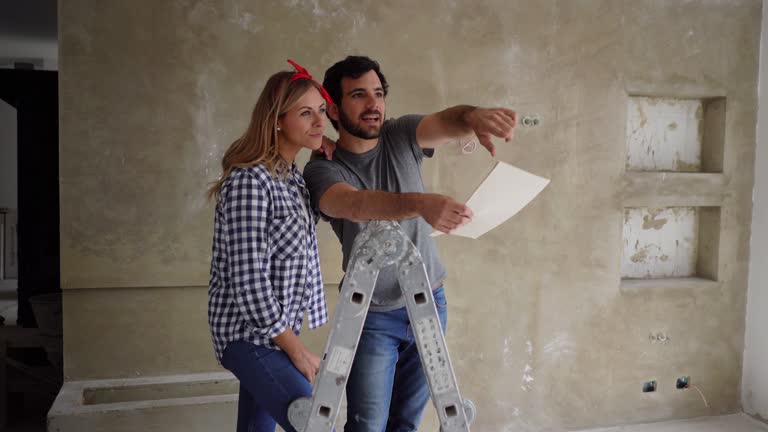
[431,161,550,239]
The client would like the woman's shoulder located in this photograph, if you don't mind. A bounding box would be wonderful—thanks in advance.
[223,164,275,194]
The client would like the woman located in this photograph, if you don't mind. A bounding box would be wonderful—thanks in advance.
[207,60,333,432]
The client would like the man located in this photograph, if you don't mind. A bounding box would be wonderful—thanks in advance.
[303,56,515,432]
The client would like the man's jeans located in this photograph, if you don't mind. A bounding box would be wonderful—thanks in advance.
[344,286,448,432]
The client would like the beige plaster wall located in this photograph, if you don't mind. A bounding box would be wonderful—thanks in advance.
[60,1,761,429]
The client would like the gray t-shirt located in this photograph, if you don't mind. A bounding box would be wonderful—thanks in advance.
[303,114,447,312]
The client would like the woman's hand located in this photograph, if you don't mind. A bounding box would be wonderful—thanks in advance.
[273,328,321,384]
[288,347,321,384]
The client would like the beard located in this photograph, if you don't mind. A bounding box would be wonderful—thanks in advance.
[339,109,383,140]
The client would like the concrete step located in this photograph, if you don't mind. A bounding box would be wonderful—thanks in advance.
[48,372,238,432]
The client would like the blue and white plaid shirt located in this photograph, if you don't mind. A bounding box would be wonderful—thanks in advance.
[208,163,328,363]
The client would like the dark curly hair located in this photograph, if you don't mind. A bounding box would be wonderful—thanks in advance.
[323,56,389,130]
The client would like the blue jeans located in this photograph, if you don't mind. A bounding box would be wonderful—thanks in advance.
[344,286,448,432]
[221,341,312,432]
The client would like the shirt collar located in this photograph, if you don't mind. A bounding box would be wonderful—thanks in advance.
[275,160,305,187]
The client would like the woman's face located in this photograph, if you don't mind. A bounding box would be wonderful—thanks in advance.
[278,86,327,152]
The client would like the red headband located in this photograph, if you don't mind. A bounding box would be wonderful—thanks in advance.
[287,59,335,106]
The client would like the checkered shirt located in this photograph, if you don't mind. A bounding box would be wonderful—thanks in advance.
[208,163,328,363]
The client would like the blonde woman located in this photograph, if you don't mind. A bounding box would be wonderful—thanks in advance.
[207,60,332,432]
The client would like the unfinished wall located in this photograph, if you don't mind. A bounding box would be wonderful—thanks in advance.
[743,0,768,421]
[59,1,761,430]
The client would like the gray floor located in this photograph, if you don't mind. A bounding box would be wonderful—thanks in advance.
[578,414,768,432]
[283,413,768,432]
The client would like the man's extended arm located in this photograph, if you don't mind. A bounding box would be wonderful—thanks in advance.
[416,105,517,156]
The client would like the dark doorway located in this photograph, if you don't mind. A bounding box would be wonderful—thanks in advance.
[0,69,60,328]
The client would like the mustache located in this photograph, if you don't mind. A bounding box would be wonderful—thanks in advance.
[360,110,382,118]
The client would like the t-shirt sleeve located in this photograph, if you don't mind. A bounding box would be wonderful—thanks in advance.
[303,160,348,218]
[385,114,434,163]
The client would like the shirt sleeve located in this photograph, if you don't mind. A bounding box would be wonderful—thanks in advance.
[303,160,348,219]
[384,114,434,163]
[308,282,329,329]
[223,169,288,339]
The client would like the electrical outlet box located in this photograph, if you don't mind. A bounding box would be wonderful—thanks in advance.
[643,380,657,393]
[676,376,690,389]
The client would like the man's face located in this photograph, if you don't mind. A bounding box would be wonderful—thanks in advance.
[335,70,386,139]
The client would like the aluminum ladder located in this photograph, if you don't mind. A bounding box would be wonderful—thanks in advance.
[288,220,476,432]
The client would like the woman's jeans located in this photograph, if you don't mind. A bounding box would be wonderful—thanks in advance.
[222,341,312,432]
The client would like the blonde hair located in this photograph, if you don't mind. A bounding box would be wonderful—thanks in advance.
[207,71,325,200]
